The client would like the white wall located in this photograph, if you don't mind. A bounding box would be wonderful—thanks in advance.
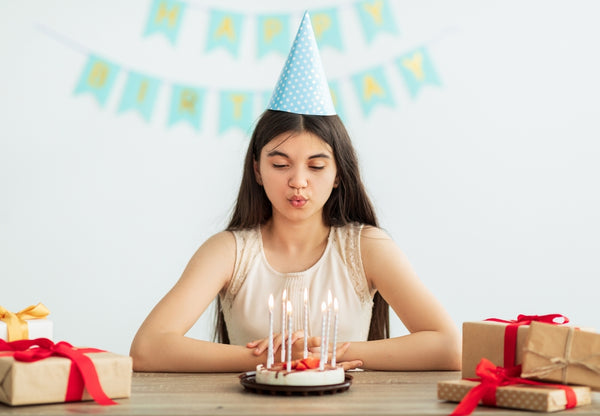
[2,0,599,356]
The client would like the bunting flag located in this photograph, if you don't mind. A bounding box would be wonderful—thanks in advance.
[117,71,161,121]
[328,80,346,121]
[143,0,186,44]
[205,9,244,57]
[311,8,343,51]
[168,85,206,130]
[351,66,395,115]
[218,90,254,133]
[354,0,399,43]
[73,55,120,107]
[395,46,442,98]
[257,14,291,58]
[261,90,272,111]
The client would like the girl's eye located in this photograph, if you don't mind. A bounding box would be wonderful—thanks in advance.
[310,166,325,170]
[272,164,288,168]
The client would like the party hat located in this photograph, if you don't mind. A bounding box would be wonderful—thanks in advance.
[267,11,336,115]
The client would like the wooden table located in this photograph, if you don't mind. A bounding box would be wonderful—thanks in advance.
[2,371,599,415]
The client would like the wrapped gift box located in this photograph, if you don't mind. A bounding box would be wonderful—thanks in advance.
[0,303,53,342]
[462,315,575,378]
[438,379,591,412]
[0,348,132,406]
[522,321,600,391]
[462,320,530,378]
[0,319,53,342]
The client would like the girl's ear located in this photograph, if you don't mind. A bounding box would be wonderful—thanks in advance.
[253,160,263,185]
[333,176,340,188]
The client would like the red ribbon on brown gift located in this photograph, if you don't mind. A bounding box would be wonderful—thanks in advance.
[0,337,117,405]
[450,358,577,416]
[484,314,569,370]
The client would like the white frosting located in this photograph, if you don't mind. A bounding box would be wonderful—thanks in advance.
[255,364,345,386]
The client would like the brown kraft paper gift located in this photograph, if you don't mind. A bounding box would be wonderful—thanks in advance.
[462,320,530,378]
[522,321,600,391]
[438,379,591,412]
[0,351,132,406]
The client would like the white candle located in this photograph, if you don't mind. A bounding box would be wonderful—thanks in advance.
[267,294,274,368]
[286,301,293,371]
[319,302,326,371]
[324,290,332,366]
[280,289,287,363]
[303,288,308,359]
[331,298,339,367]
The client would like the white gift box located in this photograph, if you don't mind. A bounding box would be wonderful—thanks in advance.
[0,319,53,341]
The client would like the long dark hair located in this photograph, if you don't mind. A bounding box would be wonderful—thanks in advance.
[215,110,389,343]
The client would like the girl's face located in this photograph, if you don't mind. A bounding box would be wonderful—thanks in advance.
[254,131,338,224]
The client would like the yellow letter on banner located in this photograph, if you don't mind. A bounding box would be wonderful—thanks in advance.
[264,18,282,42]
[231,94,245,119]
[216,16,236,41]
[155,2,180,28]
[402,52,424,81]
[312,14,331,39]
[179,89,197,114]
[137,81,149,103]
[87,61,109,88]
[363,75,384,101]
[363,0,384,25]
[329,87,338,108]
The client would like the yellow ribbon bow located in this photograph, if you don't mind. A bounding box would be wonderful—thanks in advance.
[0,303,50,341]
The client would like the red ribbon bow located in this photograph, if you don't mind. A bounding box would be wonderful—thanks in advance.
[485,314,569,370]
[0,337,117,405]
[450,358,577,416]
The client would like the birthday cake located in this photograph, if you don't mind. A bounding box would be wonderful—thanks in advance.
[255,357,345,386]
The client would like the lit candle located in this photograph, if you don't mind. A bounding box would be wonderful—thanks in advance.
[267,294,274,368]
[331,298,339,367]
[286,301,293,371]
[324,290,332,365]
[303,288,308,359]
[319,301,326,371]
[280,289,287,363]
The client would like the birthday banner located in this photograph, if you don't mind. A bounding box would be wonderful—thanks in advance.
[73,45,441,134]
[143,0,400,56]
[66,0,444,135]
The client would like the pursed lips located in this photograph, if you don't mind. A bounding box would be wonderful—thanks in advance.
[289,195,308,207]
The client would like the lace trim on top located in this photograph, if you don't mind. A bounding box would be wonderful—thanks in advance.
[331,223,373,305]
[221,223,373,308]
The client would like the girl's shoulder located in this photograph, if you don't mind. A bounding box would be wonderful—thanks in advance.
[332,223,392,249]
[359,224,392,240]
[193,230,237,261]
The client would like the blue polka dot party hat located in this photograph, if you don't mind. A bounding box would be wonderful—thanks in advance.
[267,11,336,115]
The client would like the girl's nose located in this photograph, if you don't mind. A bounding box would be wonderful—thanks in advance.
[288,169,308,189]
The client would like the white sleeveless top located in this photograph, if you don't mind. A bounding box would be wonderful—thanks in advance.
[220,223,376,346]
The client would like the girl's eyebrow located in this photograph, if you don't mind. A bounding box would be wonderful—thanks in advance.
[266,150,288,158]
[266,150,331,160]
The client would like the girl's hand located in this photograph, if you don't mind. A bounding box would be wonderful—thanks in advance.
[307,336,363,371]
[246,331,304,359]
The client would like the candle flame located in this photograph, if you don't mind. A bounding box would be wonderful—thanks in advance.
[321,301,326,313]
[327,290,332,305]
[282,289,287,301]
[304,287,308,302]
[268,294,274,310]
[334,297,339,312]
[287,300,292,314]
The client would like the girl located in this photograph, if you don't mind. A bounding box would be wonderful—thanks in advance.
[130,110,461,372]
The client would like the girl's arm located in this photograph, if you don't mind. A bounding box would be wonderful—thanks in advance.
[130,231,265,372]
[344,226,461,371]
